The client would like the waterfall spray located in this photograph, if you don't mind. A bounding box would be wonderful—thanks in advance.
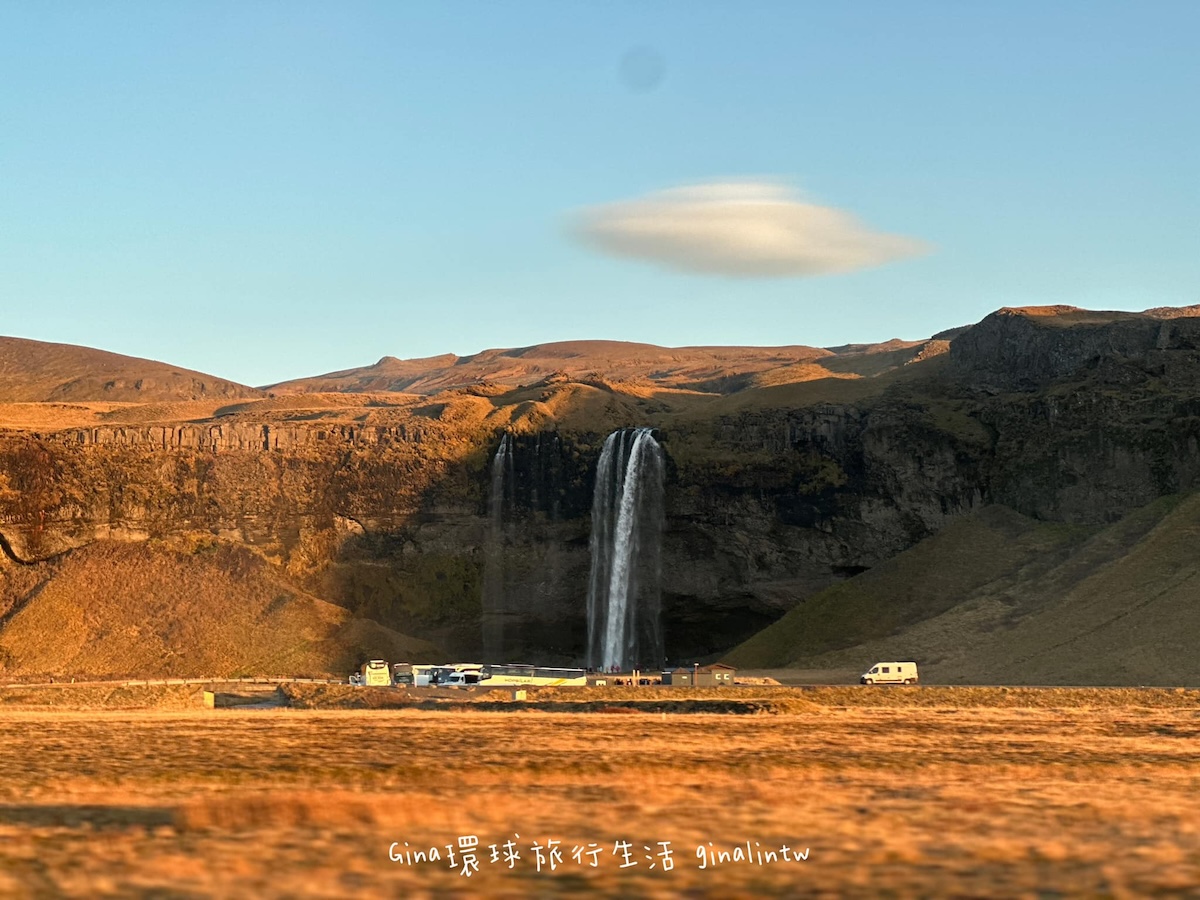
[481,433,512,661]
[585,427,665,670]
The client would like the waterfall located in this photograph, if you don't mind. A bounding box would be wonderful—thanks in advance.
[481,433,513,662]
[586,427,665,670]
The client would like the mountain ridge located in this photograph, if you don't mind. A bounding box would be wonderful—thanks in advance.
[0,336,262,404]
[262,337,946,396]
[5,302,1200,405]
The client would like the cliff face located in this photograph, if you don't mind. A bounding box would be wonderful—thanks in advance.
[948,306,1200,392]
[0,406,984,662]
[0,424,501,654]
[4,306,1200,665]
[0,396,1000,662]
[948,307,1200,521]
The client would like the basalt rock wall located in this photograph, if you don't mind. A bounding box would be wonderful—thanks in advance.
[0,406,989,662]
[6,309,1200,661]
[50,421,435,452]
[948,307,1200,392]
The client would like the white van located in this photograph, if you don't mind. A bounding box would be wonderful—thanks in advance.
[414,663,483,687]
[860,662,919,685]
[443,670,483,687]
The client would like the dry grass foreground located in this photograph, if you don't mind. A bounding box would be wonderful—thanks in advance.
[1,691,1199,897]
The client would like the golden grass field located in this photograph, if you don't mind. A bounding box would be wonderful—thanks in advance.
[1,686,1198,898]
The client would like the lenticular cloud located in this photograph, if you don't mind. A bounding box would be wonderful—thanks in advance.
[571,181,929,278]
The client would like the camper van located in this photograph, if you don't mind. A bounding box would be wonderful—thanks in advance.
[860,662,919,685]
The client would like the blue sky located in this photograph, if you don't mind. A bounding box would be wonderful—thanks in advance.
[1,2,1196,385]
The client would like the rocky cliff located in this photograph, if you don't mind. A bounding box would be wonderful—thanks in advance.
[3,305,1200,667]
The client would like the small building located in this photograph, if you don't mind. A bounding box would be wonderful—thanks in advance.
[662,664,736,687]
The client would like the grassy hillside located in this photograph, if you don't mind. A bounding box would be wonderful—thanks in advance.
[725,495,1200,685]
[0,540,439,678]
[0,336,262,403]
[723,505,1095,668]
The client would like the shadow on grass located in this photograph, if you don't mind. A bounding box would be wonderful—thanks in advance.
[0,804,175,829]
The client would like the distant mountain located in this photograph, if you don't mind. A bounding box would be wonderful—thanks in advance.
[264,338,947,396]
[0,336,263,403]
